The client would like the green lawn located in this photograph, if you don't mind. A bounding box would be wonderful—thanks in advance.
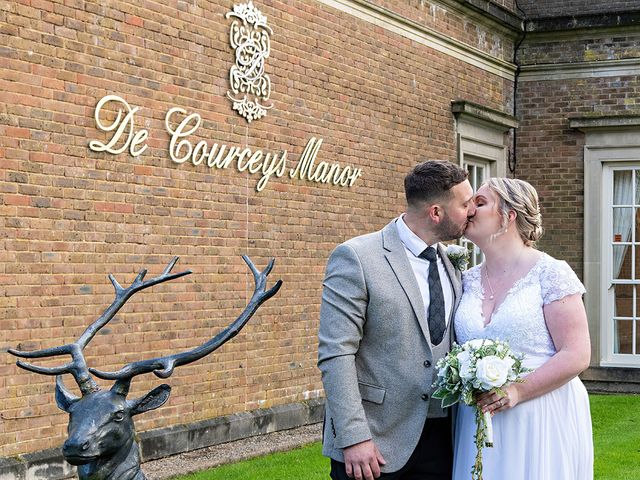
[173,442,328,480]
[591,394,640,480]
[173,394,639,479]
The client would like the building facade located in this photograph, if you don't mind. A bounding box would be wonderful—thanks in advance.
[0,0,520,474]
[1,0,639,477]
[515,0,640,390]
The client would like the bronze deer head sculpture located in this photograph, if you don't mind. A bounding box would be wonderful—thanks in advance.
[9,256,282,480]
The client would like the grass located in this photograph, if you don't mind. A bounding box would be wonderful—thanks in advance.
[173,394,640,480]
[173,442,328,480]
[590,394,640,480]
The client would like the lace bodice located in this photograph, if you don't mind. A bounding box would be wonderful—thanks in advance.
[454,253,585,369]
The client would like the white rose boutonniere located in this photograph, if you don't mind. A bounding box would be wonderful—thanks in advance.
[446,244,469,271]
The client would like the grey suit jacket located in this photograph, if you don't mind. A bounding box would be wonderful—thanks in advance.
[317,219,462,473]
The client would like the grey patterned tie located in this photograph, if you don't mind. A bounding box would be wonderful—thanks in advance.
[420,247,446,345]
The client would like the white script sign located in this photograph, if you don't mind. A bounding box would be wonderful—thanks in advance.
[88,95,362,192]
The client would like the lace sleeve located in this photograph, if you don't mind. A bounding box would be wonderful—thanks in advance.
[541,258,586,305]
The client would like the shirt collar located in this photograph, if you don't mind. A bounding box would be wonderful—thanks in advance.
[396,215,439,258]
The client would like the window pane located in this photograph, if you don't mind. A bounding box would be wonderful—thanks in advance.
[472,243,482,266]
[460,237,482,269]
[467,165,476,188]
[614,245,632,280]
[636,170,640,205]
[614,284,634,318]
[612,207,633,242]
[615,319,633,354]
[614,170,633,205]
[462,160,489,269]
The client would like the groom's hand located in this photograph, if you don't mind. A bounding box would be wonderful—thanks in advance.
[343,440,387,480]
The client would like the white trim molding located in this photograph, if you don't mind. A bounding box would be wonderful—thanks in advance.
[520,58,640,82]
[315,0,517,80]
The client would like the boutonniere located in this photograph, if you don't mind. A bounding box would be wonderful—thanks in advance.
[446,244,469,271]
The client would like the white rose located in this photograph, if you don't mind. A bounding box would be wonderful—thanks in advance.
[475,355,511,390]
[456,350,474,381]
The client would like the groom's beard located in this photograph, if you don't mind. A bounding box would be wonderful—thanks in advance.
[435,212,467,242]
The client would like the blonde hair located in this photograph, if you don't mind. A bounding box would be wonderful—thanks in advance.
[484,177,543,247]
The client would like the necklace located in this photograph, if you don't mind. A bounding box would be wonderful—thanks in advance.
[484,249,528,302]
[484,265,496,300]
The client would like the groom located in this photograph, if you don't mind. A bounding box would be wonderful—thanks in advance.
[318,160,475,480]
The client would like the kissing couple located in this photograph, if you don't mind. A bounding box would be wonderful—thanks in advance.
[318,160,593,480]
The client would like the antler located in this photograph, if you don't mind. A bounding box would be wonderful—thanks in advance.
[90,256,282,389]
[8,257,192,395]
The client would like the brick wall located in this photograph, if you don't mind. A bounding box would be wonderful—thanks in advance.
[372,0,518,60]
[0,0,514,457]
[519,32,640,65]
[517,0,640,18]
[515,34,640,276]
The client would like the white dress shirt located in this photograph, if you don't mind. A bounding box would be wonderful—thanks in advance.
[396,215,454,326]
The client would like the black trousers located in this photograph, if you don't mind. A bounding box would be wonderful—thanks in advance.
[330,417,452,480]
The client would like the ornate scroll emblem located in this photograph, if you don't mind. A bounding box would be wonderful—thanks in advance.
[226,2,273,122]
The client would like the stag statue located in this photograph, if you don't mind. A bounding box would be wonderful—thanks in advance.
[9,256,282,480]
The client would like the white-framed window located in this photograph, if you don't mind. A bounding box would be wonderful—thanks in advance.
[576,117,640,368]
[451,101,516,269]
[602,164,640,364]
[461,157,490,267]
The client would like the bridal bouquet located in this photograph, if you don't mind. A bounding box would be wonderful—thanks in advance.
[432,339,529,480]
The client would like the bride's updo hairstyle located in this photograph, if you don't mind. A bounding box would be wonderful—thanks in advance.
[484,177,543,247]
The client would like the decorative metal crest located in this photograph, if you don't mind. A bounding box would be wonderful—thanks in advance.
[226,1,273,122]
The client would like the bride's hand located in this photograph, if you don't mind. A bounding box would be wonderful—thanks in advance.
[477,384,520,414]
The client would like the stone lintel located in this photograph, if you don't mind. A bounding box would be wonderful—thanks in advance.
[569,114,640,132]
[451,100,519,131]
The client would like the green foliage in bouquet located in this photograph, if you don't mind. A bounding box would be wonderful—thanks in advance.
[432,339,530,480]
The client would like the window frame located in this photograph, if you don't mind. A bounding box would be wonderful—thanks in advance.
[575,118,640,368]
[603,165,640,361]
[461,157,490,268]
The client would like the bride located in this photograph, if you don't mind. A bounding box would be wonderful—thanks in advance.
[453,178,593,479]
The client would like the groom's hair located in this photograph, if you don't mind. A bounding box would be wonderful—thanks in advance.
[404,160,468,207]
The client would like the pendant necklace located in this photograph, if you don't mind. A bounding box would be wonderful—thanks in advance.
[484,265,496,300]
[484,249,527,301]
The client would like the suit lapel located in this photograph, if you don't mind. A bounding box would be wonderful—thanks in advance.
[381,220,431,343]
[438,243,462,347]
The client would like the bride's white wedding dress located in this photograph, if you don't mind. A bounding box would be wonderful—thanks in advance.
[453,252,593,480]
